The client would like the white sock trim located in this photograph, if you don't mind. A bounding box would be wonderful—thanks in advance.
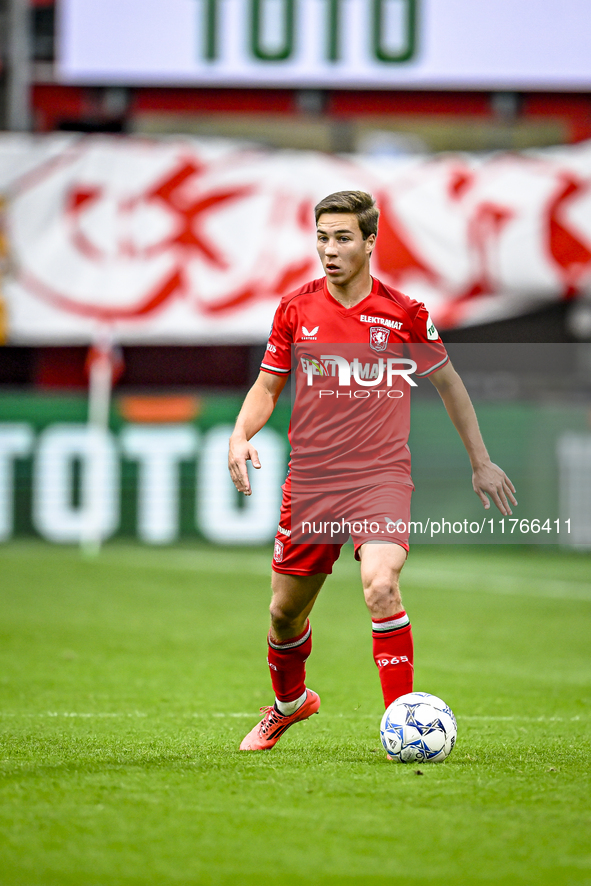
[372,612,410,632]
[275,690,307,716]
[268,623,311,651]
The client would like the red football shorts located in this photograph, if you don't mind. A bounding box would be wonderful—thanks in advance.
[272,473,413,576]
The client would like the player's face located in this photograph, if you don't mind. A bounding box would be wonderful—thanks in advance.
[316,213,375,287]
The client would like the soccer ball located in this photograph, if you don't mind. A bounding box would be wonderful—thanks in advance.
[380,692,457,763]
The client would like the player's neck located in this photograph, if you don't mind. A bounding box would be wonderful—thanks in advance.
[326,271,373,309]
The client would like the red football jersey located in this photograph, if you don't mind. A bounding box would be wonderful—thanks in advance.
[261,276,448,489]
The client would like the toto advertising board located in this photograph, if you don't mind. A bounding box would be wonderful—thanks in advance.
[1,384,590,547]
[58,0,591,90]
[0,394,289,546]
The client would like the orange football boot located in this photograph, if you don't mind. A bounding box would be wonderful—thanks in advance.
[239,690,321,750]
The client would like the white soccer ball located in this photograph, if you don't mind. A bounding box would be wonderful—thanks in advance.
[380,692,457,763]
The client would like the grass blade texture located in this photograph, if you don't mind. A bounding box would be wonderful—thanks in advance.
[0,541,590,885]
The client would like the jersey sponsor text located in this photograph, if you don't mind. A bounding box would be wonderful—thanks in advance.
[360,314,403,330]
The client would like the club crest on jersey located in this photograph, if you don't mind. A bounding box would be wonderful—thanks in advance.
[273,539,284,562]
[369,326,390,352]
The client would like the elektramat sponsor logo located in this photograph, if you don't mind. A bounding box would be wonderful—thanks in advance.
[360,315,403,331]
[277,524,291,537]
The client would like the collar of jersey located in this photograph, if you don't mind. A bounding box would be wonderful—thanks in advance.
[323,276,379,315]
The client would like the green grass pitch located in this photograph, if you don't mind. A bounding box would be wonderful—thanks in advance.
[0,541,590,886]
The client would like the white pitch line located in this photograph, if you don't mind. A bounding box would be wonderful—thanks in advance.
[0,712,586,722]
[99,550,272,577]
[2,546,589,597]
[0,545,273,577]
[0,711,254,719]
[460,715,583,722]
[332,713,586,722]
[327,556,591,602]
[402,568,591,602]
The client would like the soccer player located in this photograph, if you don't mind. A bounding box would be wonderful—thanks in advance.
[228,191,516,751]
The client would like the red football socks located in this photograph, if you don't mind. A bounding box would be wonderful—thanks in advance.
[267,620,313,702]
[372,611,414,708]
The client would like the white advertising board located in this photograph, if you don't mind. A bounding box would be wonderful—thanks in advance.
[58,0,591,90]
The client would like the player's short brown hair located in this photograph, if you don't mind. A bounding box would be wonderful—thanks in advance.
[314,190,379,240]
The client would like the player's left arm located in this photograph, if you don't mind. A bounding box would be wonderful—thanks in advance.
[429,361,517,516]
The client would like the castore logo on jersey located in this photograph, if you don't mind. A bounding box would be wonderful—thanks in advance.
[301,325,319,339]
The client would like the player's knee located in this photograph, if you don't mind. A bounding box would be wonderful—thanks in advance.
[269,599,304,635]
[363,574,402,616]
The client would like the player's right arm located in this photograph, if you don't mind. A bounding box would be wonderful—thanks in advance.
[228,370,288,495]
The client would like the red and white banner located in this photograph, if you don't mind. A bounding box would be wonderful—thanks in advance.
[1,134,591,343]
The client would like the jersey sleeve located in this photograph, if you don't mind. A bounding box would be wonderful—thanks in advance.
[407,302,449,377]
[260,301,293,377]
